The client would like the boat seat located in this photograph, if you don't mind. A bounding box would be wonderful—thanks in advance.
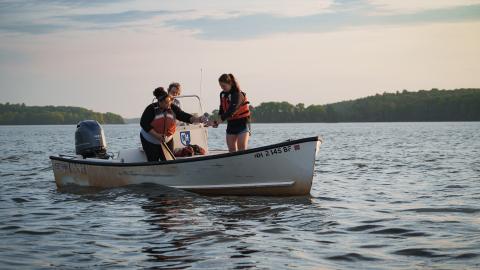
[209,149,229,155]
[117,148,148,163]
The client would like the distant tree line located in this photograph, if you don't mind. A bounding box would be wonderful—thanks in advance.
[3,88,479,125]
[245,88,480,122]
[0,103,124,125]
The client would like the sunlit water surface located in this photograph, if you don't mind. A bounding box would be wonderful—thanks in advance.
[0,123,479,269]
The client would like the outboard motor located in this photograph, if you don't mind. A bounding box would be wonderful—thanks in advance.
[75,120,109,159]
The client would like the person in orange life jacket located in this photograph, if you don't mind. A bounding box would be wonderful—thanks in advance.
[210,73,251,152]
[140,87,207,161]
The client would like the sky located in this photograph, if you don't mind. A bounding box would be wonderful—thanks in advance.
[0,0,479,118]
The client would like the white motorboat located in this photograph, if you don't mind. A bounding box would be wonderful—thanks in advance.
[50,96,322,196]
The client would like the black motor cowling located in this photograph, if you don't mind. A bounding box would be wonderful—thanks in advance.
[75,120,109,159]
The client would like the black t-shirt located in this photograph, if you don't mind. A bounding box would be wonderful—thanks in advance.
[140,103,193,132]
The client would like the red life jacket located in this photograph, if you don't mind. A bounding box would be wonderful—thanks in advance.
[150,105,176,137]
[220,91,251,120]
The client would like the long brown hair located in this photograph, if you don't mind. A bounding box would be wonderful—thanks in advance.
[218,73,240,92]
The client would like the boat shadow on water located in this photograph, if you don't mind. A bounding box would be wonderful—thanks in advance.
[137,185,321,268]
[54,183,327,268]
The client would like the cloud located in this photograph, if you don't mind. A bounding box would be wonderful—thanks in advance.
[168,12,360,40]
[368,0,480,14]
[2,0,480,37]
[0,0,126,15]
[0,0,132,34]
[199,0,333,17]
[0,3,192,34]
[0,22,67,34]
[58,10,190,24]
[166,3,480,40]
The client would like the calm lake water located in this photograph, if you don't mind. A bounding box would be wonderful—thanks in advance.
[0,123,479,269]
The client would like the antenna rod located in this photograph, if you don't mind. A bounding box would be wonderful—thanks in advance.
[199,68,203,99]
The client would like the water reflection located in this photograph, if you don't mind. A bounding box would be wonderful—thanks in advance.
[1,123,480,269]
[135,186,316,269]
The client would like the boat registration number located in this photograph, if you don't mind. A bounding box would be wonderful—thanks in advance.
[54,162,87,174]
[254,145,296,159]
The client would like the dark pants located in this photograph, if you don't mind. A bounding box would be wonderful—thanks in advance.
[140,134,174,161]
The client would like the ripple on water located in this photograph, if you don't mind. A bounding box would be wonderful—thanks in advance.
[360,218,399,224]
[326,252,379,262]
[15,229,57,235]
[0,155,21,162]
[1,123,480,269]
[370,228,413,234]
[20,171,38,177]
[315,196,342,202]
[0,225,22,230]
[454,253,479,259]
[392,248,447,258]
[359,244,390,249]
[260,227,289,234]
[445,185,468,189]
[402,207,480,214]
[346,224,383,232]
[11,197,29,203]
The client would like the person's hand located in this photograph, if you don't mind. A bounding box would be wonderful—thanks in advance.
[156,134,166,142]
[203,119,212,127]
[149,130,166,142]
[199,115,208,124]
[206,119,217,127]
[191,116,205,124]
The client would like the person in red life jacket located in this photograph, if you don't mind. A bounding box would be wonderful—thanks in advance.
[210,73,251,152]
[140,87,206,161]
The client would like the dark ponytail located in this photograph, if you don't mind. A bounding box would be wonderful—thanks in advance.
[229,73,240,92]
[153,87,168,101]
[219,73,241,92]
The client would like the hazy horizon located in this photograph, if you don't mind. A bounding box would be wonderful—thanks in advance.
[1,87,474,119]
[1,0,479,118]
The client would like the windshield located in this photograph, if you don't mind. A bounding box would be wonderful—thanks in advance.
[174,95,203,117]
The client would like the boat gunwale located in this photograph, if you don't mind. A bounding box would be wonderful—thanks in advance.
[50,136,321,167]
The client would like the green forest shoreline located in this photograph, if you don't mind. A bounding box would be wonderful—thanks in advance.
[0,104,124,125]
[1,88,479,125]
[248,88,480,123]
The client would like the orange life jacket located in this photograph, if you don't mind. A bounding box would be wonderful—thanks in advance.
[150,105,176,137]
[220,91,250,120]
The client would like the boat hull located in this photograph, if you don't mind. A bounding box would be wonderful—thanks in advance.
[50,137,321,196]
